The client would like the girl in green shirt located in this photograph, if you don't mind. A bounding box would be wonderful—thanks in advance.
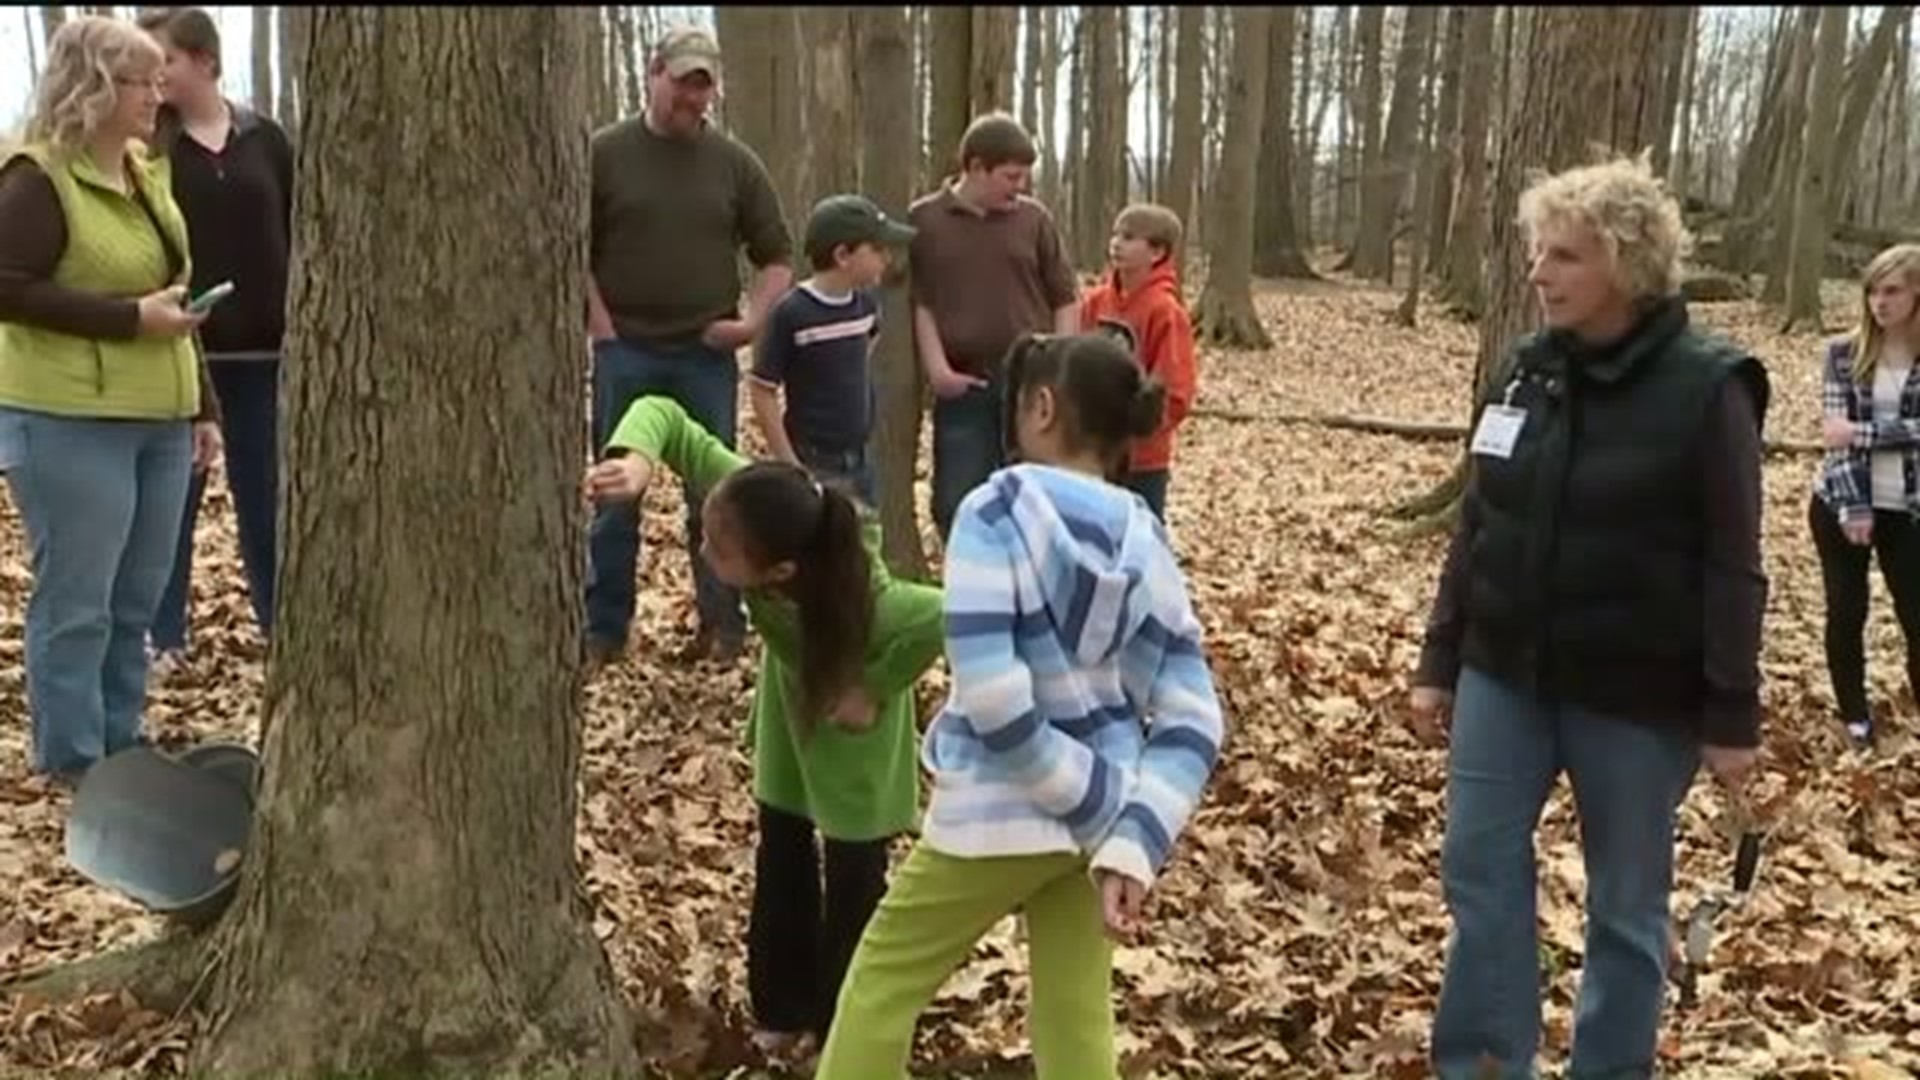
[584,395,944,1062]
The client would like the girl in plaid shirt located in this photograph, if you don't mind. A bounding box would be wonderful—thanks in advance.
[1813,243,1920,749]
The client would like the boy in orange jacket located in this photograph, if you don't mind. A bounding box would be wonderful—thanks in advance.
[1078,203,1197,520]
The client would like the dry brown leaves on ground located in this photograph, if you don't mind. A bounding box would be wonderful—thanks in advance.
[3,274,1919,1079]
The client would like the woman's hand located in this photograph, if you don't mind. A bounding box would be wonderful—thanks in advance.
[1822,415,1858,450]
[137,286,206,339]
[1843,516,1874,546]
[191,420,223,472]
[1094,868,1148,944]
[1409,685,1455,746]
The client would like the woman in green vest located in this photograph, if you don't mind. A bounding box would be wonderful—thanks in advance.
[0,16,223,786]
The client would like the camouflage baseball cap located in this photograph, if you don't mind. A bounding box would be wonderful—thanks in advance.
[805,194,917,264]
[656,25,721,82]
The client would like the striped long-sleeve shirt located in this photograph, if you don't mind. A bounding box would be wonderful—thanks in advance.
[919,463,1225,889]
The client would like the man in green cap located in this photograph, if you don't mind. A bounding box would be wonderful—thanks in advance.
[748,195,916,505]
[586,24,794,666]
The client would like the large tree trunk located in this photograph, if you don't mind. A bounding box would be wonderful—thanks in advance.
[1829,6,1912,222]
[1727,8,1809,274]
[1786,6,1850,331]
[613,5,642,117]
[250,6,275,119]
[193,9,636,1073]
[1353,6,1438,282]
[1252,6,1316,279]
[1194,7,1272,350]
[1020,4,1043,138]
[1078,6,1123,269]
[806,7,860,205]
[1163,5,1204,278]
[1651,6,1694,176]
[1438,4,1495,318]
[717,9,809,229]
[858,6,928,582]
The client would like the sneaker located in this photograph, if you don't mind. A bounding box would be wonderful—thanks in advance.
[1845,719,1874,750]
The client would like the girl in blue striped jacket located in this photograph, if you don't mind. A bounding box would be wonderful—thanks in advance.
[815,332,1227,1080]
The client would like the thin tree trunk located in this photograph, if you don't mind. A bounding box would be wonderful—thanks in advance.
[1764,9,1819,305]
[1344,4,1384,262]
[1786,5,1850,330]
[1039,5,1062,212]
[614,6,641,117]
[194,9,636,1072]
[1652,6,1693,176]
[40,5,64,46]
[1829,6,1912,222]
[250,5,274,119]
[926,5,972,187]
[970,5,1016,116]
[1252,6,1316,279]
[1439,4,1495,318]
[1194,6,1273,350]
[25,6,41,81]
[278,7,308,142]
[1674,6,1699,201]
[1157,5,1174,203]
[1020,4,1042,137]
[857,5,928,581]
[1333,5,1354,248]
[1164,5,1204,278]
[1397,22,1443,328]
[1294,7,1317,246]
[1354,6,1437,281]
[1426,6,1465,276]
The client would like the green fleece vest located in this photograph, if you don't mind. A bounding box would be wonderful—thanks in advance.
[0,143,201,419]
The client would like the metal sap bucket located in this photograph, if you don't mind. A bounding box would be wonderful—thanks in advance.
[64,743,261,930]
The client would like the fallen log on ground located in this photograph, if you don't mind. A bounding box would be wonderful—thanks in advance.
[1192,407,1826,456]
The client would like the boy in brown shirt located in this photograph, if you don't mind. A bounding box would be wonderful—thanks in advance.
[907,113,1078,543]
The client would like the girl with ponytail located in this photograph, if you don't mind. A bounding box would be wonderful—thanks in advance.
[584,396,945,1063]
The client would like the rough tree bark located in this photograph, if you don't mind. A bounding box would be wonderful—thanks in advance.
[1438,5,1495,318]
[1785,6,1849,331]
[277,6,309,142]
[1194,6,1273,350]
[1398,8,1675,528]
[190,9,637,1073]
[1252,6,1317,279]
[585,7,614,129]
[1353,6,1438,282]
[250,5,274,119]
[613,5,641,117]
[1163,5,1204,278]
[858,6,928,582]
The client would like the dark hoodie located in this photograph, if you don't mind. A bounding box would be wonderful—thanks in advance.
[1078,260,1197,471]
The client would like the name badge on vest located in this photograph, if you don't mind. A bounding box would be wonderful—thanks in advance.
[1470,377,1528,459]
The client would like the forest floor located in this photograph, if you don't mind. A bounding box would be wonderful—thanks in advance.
[2,272,1917,1079]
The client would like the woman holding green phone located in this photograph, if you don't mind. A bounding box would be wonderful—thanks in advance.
[0,16,223,784]
[140,7,295,673]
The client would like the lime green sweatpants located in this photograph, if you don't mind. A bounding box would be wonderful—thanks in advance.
[813,844,1117,1080]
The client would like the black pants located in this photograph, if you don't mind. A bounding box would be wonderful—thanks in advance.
[1809,493,1920,724]
[747,802,891,1039]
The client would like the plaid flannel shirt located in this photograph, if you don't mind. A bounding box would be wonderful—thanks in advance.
[1816,337,1920,523]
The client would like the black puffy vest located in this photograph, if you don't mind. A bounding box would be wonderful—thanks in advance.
[1460,298,1770,721]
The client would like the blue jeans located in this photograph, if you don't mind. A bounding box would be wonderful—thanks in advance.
[0,408,193,775]
[1122,469,1169,521]
[795,439,876,507]
[1433,667,1700,1080]
[587,337,745,647]
[931,379,1005,544]
[153,359,280,650]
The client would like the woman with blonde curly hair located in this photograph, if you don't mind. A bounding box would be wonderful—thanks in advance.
[0,15,222,785]
[1812,243,1920,750]
[1407,155,1771,1077]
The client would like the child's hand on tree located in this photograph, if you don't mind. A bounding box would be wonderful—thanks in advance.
[827,686,878,732]
[582,455,653,505]
[1094,868,1148,944]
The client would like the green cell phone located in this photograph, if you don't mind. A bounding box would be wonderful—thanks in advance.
[187,281,236,315]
